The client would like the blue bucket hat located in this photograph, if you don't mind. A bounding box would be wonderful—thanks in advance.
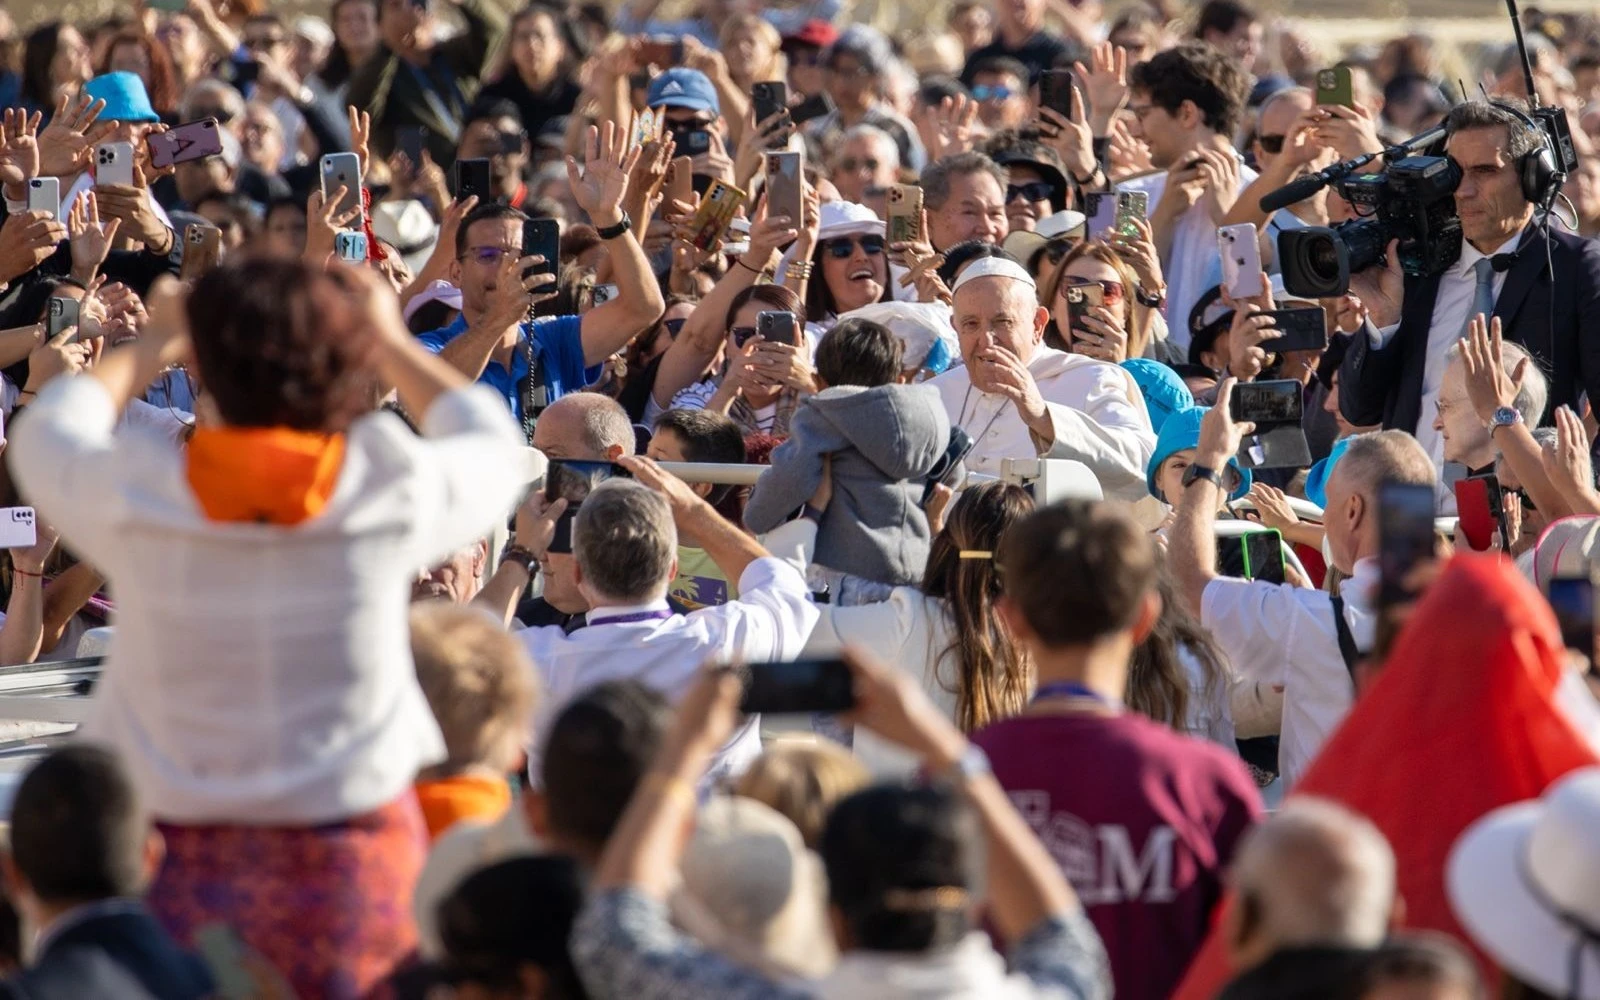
[1146,406,1252,502]
[1122,359,1194,436]
[1305,436,1352,510]
[84,72,160,124]
[646,68,720,116]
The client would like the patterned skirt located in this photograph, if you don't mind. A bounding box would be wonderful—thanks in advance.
[148,795,427,1000]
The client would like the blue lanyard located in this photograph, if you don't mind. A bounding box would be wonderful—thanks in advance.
[1031,681,1119,708]
[586,609,674,627]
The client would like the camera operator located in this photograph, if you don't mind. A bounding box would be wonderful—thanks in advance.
[1338,99,1600,468]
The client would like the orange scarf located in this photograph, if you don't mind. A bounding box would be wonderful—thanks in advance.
[186,427,347,525]
[414,774,513,841]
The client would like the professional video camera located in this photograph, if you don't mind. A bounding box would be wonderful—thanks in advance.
[1278,155,1463,300]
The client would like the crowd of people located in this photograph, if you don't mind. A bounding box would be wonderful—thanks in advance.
[0,0,1593,997]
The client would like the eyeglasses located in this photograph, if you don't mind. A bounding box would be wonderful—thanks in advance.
[1006,181,1056,204]
[1258,133,1286,154]
[462,246,518,264]
[822,235,886,258]
[836,157,881,173]
[1063,277,1126,304]
[731,325,758,346]
[664,317,687,338]
[970,84,1015,102]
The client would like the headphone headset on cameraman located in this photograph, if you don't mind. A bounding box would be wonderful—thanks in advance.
[1485,98,1562,208]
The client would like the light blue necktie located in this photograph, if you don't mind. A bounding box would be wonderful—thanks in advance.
[1464,257,1496,336]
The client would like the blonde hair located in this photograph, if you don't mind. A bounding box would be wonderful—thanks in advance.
[734,740,871,849]
[410,604,539,774]
[719,15,786,86]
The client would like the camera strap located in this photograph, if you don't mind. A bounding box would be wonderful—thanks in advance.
[1329,595,1361,684]
[518,319,548,445]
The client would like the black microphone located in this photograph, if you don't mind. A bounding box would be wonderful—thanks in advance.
[1259,173,1331,213]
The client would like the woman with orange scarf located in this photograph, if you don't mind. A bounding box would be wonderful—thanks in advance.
[8,258,527,998]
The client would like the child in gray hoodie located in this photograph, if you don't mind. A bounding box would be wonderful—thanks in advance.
[745,319,959,603]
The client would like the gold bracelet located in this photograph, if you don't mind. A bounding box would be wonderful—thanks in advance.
[787,260,814,281]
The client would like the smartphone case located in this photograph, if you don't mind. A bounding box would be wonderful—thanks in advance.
[1454,475,1506,552]
[1233,381,1313,470]
[1219,224,1265,298]
[149,120,223,169]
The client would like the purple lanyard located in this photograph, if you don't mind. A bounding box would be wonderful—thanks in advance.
[585,609,675,628]
[1031,681,1119,708]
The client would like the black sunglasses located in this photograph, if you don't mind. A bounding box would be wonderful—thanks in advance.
[731,325,758,346]
[664,317,687,338]
[1258,133,1285,154]
[1006,181,1056,204]
[822,235,886,258]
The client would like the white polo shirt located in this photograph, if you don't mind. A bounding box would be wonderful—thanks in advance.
[1201,557,1379,786]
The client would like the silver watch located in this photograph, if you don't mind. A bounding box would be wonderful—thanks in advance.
[1490,406,1523,432]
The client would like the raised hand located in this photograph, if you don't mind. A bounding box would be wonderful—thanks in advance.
[1193,147,1241,223]
[22,328,91,392]
[99,282,148,347]
[1225,303,1280,382]
[1458,313,1524,425]
[567,121,642,229]
[67,190,120,281]
[1542,405,1598,509]
[1074,41,1129,134]
[347,106,372,176]
[95,178,170,253]
[0,210,65,284]
[929,94,978,161]
[37,94,104,179]
[1245,482,1300,533]
[1068,305,1129,363]
[303,186,362,264]
[0,108,42,199]
[1108,216,1163,293]
[1037,85,1096,181]
[977,342,1050,436]
[1106,116,1152,180]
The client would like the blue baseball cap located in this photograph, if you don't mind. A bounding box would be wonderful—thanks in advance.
[1122,359,1194,436]
[1146,406,1252,503]
[647,68,720,116]
[84,71,160,124]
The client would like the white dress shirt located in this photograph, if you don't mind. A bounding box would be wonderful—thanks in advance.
[7,378,528,824]
[1120,160,1258,348]
[1201,557,1379,786]
[930,346,1156,501]
[520,558,819,785]
[1369,232,1524,467]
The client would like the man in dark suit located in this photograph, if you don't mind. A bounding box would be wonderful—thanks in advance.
[1339,99,1600,469]
[0,746,214,1000]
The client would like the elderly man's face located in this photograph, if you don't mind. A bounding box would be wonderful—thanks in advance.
[928,169,1008,250]
[830,133,897,204]
[412,541,486,603]
[952,274,1045,389]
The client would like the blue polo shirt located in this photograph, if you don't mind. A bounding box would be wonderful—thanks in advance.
[417,314,597,422]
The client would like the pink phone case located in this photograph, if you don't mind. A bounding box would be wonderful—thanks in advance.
[148,120,223,169]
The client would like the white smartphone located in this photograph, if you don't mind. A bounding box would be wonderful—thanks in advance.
[26,177,60,220]
[319,152,363,226]
[592,283,618,306]
[0,507,37,549]
[1218,223,1265,298]
[94,141,137,187]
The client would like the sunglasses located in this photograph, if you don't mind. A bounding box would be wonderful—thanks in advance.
[1064,277,1126,304]
[970,84,1015,102]
[731,325,758,346]
[1006,181,1056,204]
[664,317,686,338]
[837,157,881,173]
[822,235,886,258]
[1257,133,1285,154]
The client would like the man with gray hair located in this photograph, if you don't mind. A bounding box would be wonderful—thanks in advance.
[928,255,1156,498]
[923,151,1010,250]
[1433,327,1547,476]
[830,124,900,205]
[517,456,818,785]
[1170,391,1437,784]
[1218,798,1398,999]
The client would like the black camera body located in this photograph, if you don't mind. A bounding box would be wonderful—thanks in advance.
[1278,155,1463,299]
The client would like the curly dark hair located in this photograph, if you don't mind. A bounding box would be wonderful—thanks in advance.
[1128,41,1250,138]
[185,258,374,432]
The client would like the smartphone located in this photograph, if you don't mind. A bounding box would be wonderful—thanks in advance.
[1316,66,1355,108]
[522,217,560,279]
[666,156,694,208]
[788,91,835,126]
[26,177,59,220]
[548,506,579,555]
[1454,474,1507,552]
[751,81,789,132]
[739,659,856,714]
[94,141,136,187]
[0,507,35,550]
[46,295,80,339]
[179,224,223,281]
[592,283,618,306]
[688,179,746,251]
[1038,69,1076,117]
[678,129,712,156]
[320,151,363,224]
[1216,529,1286,584]
[757,310,798,346]
[764,151,803,230]
[148,118,223,169]
[334,230,368,262]
[1548,574,1596,654]
[1083,191,1116,237]
[1261,307,1328,353]
[195,924,257,1000]
[1378,480,1437,609]
[544,459,630,504]
[886,184,924,246]
[638,35,683,68]
[1219,223,1265,298]
[1063,282,1104,327]
[455,157,492,204]
[1114,191,1148,238]
[397,125,428,168]
[1230,379,1302,424]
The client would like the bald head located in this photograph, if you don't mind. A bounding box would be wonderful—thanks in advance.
[1228,798,1397,967]
[531,393,636,461]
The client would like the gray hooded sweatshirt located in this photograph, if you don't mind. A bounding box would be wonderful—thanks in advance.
[744,384,951,587]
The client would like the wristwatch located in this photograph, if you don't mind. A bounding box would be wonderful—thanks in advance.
[594,212,632,241]
[1182,464,1223,490]
[1135,285,1166,309]
[1490,406,1523,434]
[499,543,540,577]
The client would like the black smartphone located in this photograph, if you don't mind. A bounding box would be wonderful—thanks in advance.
[1261,307,1328,354]
[757,310,797,346]
[522,217,560,280]
[1378,481,1437,609]
[751,81,788,128]
[788,91,835,126]
[544,459,629,504]
[398,126,428,168]
[455,157,492,203]
[739,659,856,714]
[1039,69,1076,117]
[548,507,578,555]
[1548,574,1595,654]
[1216,529,1286,584]
[678,130,712,156]
[1230,379,1303,425]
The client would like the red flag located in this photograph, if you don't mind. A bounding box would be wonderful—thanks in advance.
[1172,554,1600,999]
